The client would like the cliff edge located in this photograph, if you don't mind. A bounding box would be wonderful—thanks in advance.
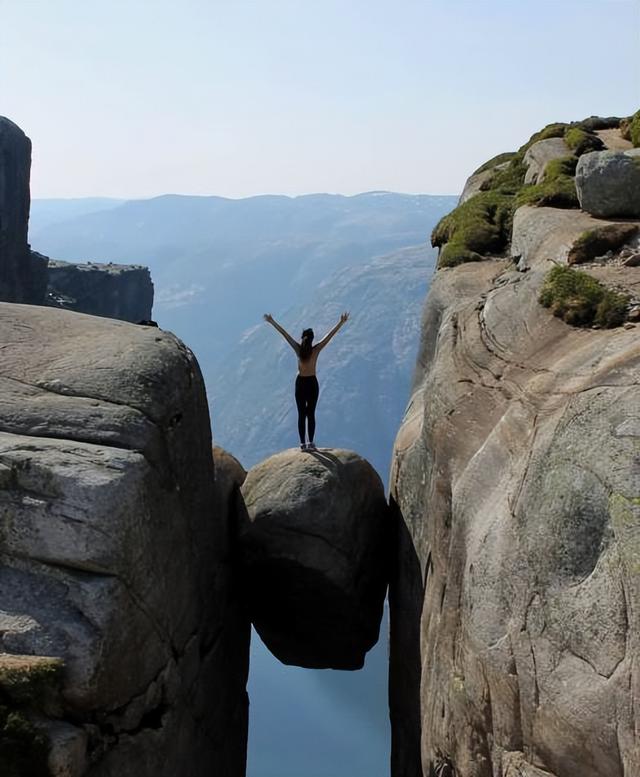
[390,114,639,777]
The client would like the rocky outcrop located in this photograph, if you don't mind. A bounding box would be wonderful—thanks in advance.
[238,448,390,670]
[523,138,570,184]
[47,259,154,322]
[576,149,640,217]
[0,117,48,303]
[390,158,640,774]
[0,303,249,776]
[1,115,154,320]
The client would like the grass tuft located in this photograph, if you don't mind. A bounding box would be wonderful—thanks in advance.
[564,127,605,156]
[539,265,629,327]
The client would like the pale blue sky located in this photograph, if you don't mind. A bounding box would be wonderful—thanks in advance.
[1,0,638,198]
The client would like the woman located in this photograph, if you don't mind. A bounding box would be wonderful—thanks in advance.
[263,311,349,450]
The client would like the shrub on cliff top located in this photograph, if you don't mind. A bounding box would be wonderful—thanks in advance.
[564,127,605,156]
[431,191,513,268]
[539,265,629,327]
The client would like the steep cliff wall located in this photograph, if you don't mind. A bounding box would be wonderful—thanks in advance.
[0,115,154,320]
[47,259,154,322]
[0,117,48,303]
[0,304,248,776]
[390,119,639,777]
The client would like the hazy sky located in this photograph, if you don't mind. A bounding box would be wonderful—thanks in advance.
[1,0,639,198]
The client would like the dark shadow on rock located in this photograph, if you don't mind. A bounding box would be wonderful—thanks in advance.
[388,493,424,777]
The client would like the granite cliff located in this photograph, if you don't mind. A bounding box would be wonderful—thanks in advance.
[0,116,153,322]
[0,305,249,776]
[390,114,640,777]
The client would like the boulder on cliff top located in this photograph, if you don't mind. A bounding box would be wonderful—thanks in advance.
[576,148,640,217]
[523,137,570,185]
[239,448,389,670]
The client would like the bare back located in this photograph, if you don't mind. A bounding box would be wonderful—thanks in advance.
[297,345,322,376]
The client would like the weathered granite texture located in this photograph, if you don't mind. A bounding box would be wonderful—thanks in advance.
[576,149,640,218]
[0,303,249,776]
[239,448,390,669]
[523,138,570,185]
[47,260,154,323]
[0,117,48,303]
[390,201,639,776]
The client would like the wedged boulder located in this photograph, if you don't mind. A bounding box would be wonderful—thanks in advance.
[523,137,570,184]
[576,149,640,217]
[239,448,389,670]
[0,303,249,776]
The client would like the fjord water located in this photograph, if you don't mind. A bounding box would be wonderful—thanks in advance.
[30,192,454,775]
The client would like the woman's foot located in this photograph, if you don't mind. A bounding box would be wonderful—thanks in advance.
[307,441,317,451]
[300,442,308,451]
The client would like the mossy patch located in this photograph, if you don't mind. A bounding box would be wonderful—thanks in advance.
[434,116,623,270]
[0,655,64,777]
[431,191,513,268]
[630,110,640,147]
[515,175,578,209]
[564,127,605,156]
[568,224,639,265]
[539,265,630,327]
[0,706,50,777]
[620,110,640,146]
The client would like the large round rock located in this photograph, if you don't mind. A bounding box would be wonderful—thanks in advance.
[239,448,390,670]
[576,148,640,217]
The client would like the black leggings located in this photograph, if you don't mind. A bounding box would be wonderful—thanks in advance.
[295,375,319,444]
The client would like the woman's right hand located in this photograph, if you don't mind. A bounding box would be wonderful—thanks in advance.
[264,313,274,324]
[340,311,350,324]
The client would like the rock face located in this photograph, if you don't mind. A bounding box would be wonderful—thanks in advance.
[523,138,570,184]
[390,195,640,774]
[0,303,249,776]
[47,259,154,322]
[0,117,48,303]
[1,115,154,319]
[576,149,640,217]
[239,448,390,669]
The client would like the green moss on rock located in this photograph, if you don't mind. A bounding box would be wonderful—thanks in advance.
[630,110,640,147]
[0,655,64,777]
[568,224,639,265]
[432,191,513,268]
[564,127,605,156]
[0,706,50,777]
[539,265,629,327]
[515,174,578,209]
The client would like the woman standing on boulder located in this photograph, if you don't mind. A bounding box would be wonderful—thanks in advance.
[263,312,349,451]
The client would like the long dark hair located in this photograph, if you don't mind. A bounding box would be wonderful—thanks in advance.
[299,328,314,361]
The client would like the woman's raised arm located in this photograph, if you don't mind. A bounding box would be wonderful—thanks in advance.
[315,311,349,351]
[264,313,300,353]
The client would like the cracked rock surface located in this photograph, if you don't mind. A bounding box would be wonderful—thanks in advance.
[239,448,390,670]
[389,204,640,776]
[0,303,249,776]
